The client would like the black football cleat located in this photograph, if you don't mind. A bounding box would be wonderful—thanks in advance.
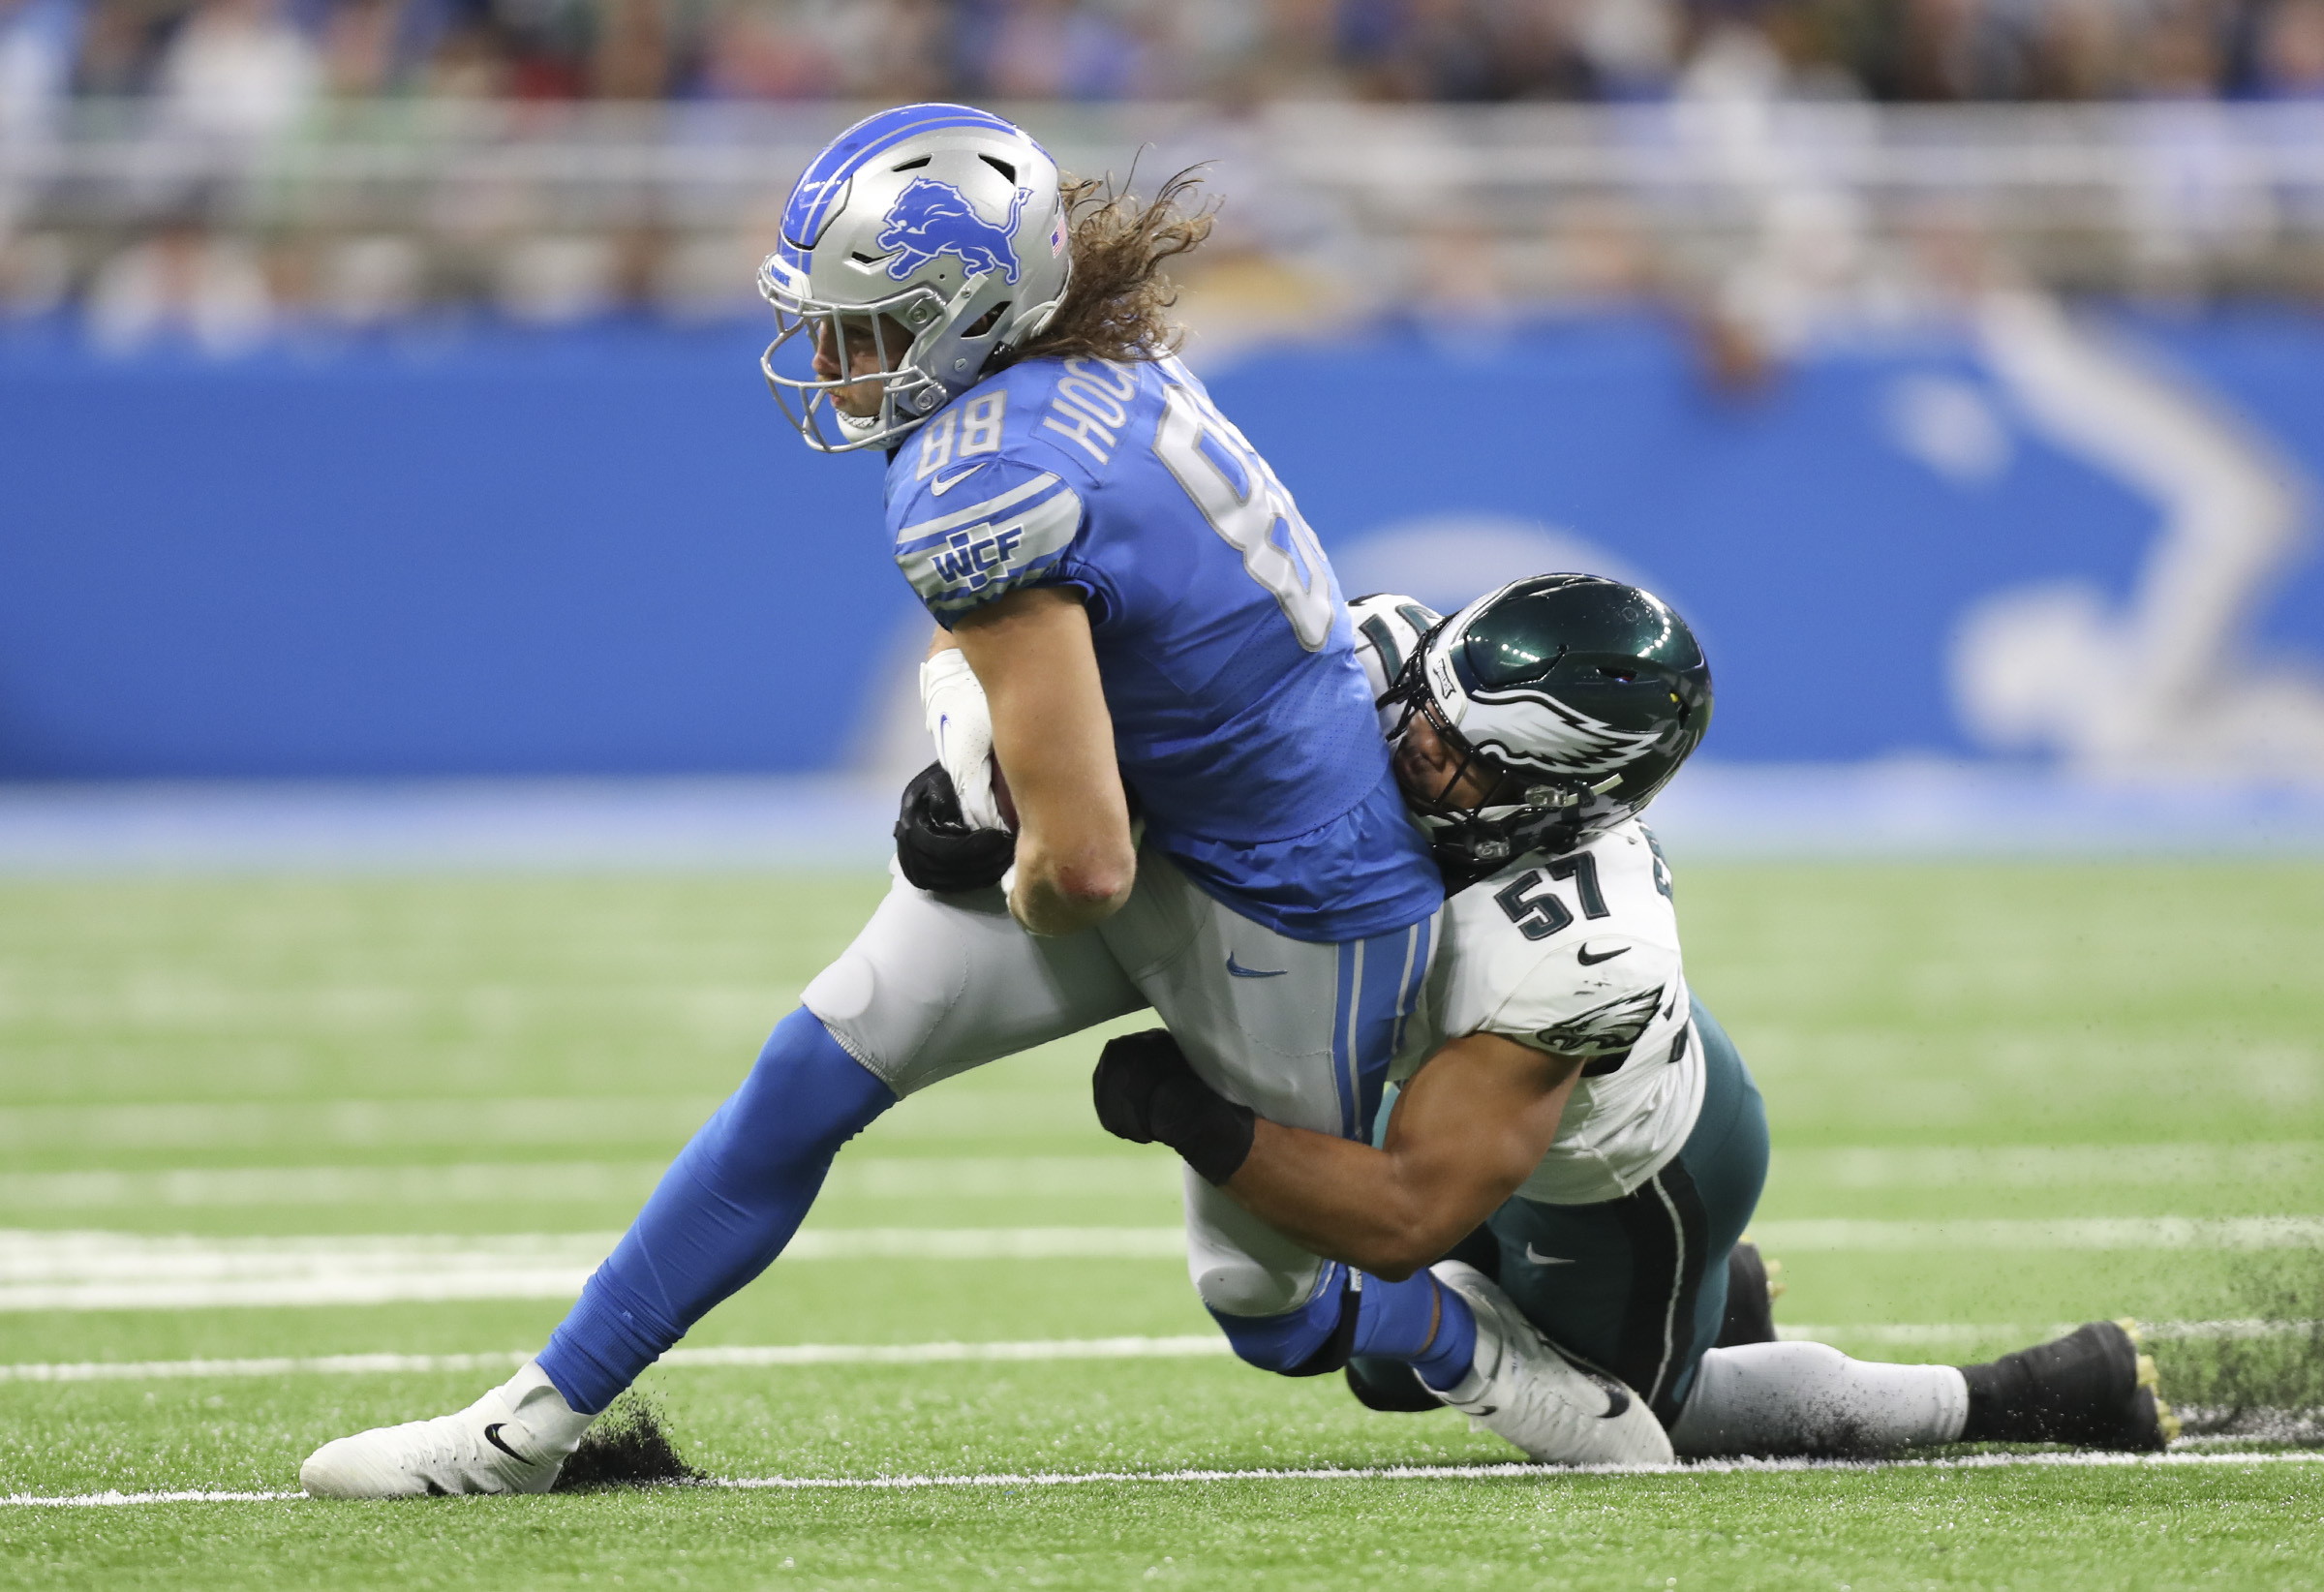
[1959,1320,2180,1451]
[1713,1241,1781,1349]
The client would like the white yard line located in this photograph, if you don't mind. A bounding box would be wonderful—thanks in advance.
[7,1490,305,1506]
[0,1138,2312,1198]
[4,1321,2311,1386]
[2,1215,2318,1309]
[0,1156,1178,1209]
[0,1335,1234,1383]
[718,1450,2324,1486]
[1782,1318,2321,1345]
[0,1099,729,1156]
[1770,1143,2324,1190]
[2,1351,533,1384]
[0,1228,1190,1310]
[8,1449,2323,1507]
[1747,1215,2324,1251]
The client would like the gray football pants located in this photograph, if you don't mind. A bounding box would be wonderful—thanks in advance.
[802,844,1438,1317]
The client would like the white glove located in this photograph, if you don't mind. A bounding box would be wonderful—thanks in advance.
[921,647,1006,830]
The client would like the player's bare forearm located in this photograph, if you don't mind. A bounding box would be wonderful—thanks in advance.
[952,586,1136,935]
[1220,1126,1456,1279]
[1221,1032,1583,1280]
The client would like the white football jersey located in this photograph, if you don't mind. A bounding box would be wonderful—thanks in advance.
[1397,819,1703,1205]
[1350,594,1704,1207]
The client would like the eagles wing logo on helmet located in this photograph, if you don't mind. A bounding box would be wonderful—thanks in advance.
[878,179,1031,286]
[1466,689,1670,778]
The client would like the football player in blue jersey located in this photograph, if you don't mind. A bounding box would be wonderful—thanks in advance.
[1095,579,2177,1464]
[301,105,1478,1498]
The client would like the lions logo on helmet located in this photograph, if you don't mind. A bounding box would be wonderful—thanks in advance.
[1369,574,1713,883]
[758,105,1074,453]
[877,179,1032,285]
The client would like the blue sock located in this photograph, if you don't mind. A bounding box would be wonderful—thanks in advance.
[537,1008,895,1414]
[1361,1272,1477,1391]
[1210,1265,1477,1389]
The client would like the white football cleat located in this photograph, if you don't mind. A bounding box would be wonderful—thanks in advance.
[1428,1261,1675,1468]
[300,1361,596,1498]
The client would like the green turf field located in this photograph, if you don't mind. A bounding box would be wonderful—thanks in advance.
[2,862,2320,1589]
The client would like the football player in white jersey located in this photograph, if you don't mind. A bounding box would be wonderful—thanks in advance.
[1095,575,2176,1463]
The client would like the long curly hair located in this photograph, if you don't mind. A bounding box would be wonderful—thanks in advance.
[1005,168,1217,367]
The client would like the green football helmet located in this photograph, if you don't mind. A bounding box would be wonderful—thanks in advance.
[1379,573,1713,880]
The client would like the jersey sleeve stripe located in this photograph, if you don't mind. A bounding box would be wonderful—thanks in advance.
[897,479,1085,614]
[895,473,1067,549]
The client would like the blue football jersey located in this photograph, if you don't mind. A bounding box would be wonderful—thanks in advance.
[885,353,1441,942]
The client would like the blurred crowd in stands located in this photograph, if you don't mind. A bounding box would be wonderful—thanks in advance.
[5,0,2323,343]
[3,0,2323,120]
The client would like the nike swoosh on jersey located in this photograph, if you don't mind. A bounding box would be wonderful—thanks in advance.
[1523,1244,1575,1266]
[1575,943,1630,966]
[930,462,990,495]
[1225,952,1287,979]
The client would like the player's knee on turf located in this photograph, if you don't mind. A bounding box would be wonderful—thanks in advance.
[1208,1282,1353,1377]
[1192,1252,1329,1321]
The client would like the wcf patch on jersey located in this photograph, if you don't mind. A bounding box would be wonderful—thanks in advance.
[933,524,1027,593]
[895,474,1085,615]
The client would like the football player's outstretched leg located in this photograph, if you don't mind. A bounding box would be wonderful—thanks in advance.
[1670,1319,2175,1457]
[302,1006,899,1496]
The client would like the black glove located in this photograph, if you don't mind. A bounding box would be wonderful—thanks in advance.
[894,762,1016,893]
[1092,1028,1255,1186]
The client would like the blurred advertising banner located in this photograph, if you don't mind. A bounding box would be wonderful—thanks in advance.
[1,300,2319,783]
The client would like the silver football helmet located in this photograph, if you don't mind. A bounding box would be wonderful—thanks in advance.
[758,104,1074,453]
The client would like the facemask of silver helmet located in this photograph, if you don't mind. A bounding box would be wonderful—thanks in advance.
[759,104,1074,453]
[1376,574,1714,885]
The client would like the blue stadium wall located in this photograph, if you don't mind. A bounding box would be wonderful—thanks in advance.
[2,308,2320,778]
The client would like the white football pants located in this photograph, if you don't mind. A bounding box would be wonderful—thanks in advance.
[802,844,1439,1318]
